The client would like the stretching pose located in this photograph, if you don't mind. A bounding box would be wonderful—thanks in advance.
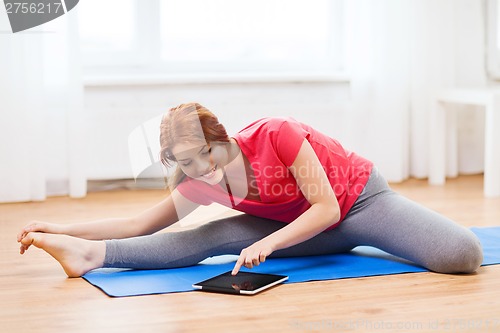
[17,103,483,277]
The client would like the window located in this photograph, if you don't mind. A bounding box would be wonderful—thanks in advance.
[79,0,139,67]
[78,0,346,80]
[486,0,500,79]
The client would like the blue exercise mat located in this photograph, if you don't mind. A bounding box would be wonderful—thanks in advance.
[82,227,500,297]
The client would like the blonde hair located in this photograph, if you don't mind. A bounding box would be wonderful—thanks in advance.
[159,103,230,188]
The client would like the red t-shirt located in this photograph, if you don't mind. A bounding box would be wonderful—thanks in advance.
[177,117,373,230]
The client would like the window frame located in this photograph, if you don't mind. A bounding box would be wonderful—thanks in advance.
[486,0,500,80]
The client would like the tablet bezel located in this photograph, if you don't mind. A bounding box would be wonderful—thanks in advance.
[192,271,288,295]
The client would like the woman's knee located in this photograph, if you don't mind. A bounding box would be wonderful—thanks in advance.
[429,231,483,274]
[455,233,483,273]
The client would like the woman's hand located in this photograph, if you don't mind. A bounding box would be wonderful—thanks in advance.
[17,221,64,254]
[231,240,275,275]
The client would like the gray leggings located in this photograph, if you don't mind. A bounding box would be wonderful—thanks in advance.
[104,168,483,273]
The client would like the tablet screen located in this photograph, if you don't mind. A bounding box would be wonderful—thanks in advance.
[192,271,288,295]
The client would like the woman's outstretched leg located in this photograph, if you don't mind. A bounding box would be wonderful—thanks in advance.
[20,232,106,277]
[19,214,352,276]
[102,214,280,270]
[103,214,355,270]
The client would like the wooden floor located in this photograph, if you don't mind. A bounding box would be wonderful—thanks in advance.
[1,175,500,333]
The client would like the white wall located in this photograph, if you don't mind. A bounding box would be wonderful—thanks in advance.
[81,81,352,180]
[454,0,488,174]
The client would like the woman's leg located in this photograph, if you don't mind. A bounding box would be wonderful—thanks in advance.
[333,168,483,273]
[103,214,355,269]
[103,215,274,269]
[21,210,353,276]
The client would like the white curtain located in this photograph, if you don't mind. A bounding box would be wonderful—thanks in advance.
[345,0,467,182]
[0,9,85,202]
[409,0,457,179]
[345,0,411,182]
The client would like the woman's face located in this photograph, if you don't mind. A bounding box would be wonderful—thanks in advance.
[171,141,229,185]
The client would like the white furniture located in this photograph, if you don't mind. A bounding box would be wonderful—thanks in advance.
[429,88,500,197]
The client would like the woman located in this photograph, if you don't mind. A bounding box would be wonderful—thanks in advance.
[17,103,483,277]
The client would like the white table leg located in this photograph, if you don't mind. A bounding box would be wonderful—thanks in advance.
[429,101,447,185]
[446,105,458,178]
[483,93,500,197]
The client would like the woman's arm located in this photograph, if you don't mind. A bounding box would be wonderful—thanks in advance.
[17,189,199,243]
[232,139,340,274]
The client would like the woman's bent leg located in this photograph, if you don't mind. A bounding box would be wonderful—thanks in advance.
[337,168,483,274]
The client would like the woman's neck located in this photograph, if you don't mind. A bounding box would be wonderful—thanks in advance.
[223,138,244,178]
[227,138,241,162]
[221,138,261,202]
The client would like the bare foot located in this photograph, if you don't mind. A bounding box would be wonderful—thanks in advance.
[20,232,106,278]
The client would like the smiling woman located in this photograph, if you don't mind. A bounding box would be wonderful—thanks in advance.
[172,144,226,186]
[18,102,483,278]
[159,103,233,188]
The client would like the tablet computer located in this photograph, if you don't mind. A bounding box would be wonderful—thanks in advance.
[192,271,288,295]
